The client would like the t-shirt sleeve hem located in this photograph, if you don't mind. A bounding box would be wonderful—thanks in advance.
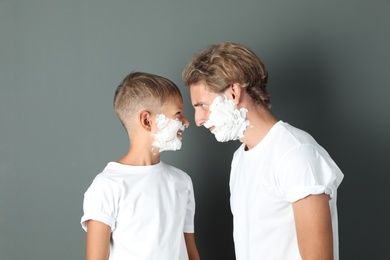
[286,185,333,203]
[80,213,116,232]
[183,224,194,233]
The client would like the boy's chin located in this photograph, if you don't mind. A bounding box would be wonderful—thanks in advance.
[157,140,183,152]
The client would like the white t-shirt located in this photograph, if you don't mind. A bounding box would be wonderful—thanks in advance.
[81,161,196,260]
[230,121,344,260]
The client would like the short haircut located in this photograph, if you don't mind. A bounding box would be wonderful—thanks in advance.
[182,42,271,109]
[114,71,182,132]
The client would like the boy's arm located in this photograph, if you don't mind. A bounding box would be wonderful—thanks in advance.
[86,220,111,260]
[184,233,200,260]
[292,194,333,260]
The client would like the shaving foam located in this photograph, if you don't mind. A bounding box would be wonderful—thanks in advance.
[152,114,185,152]
[204,95,249,142]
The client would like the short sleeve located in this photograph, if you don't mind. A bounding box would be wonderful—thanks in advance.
[277,144,343,203]
[80,175,119,232]
[183,177,195,233]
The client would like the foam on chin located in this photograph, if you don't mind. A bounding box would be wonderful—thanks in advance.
[152,114,185,152]
[204,95,250,142]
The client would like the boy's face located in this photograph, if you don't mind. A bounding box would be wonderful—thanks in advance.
[151,96,189,153]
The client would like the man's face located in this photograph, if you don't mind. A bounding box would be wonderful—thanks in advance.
[189,81,249,142]
[189,81,220,132]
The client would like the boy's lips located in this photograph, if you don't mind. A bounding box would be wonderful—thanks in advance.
[177,130,183,139]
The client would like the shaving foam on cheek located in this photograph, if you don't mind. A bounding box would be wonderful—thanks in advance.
[204,95,250,142]
[152,114,185,152]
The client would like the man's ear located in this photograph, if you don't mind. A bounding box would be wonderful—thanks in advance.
[225,83,242,105]
[139,110,152,131]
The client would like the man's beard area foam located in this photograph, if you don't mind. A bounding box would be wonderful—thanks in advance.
[204,95,250,142]
[152,114,185,152]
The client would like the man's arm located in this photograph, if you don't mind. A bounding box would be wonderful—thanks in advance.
[85,220,111,260]
[184,233,200,260]
[292,194,333,260]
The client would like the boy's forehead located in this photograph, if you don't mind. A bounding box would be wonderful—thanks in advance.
[162,95,183,107]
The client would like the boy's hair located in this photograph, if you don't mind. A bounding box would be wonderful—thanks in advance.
[114,71,182,132]
[182,42,271,109]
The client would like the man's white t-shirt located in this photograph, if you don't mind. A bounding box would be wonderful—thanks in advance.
[81,161,195,260]
[230,121,344,260]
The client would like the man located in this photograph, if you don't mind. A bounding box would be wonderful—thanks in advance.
[183,42,343,259]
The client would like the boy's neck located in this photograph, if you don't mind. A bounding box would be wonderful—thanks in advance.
[117,149,161,166]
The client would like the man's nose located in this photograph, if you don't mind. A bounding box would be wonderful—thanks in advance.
[194,110,206,127]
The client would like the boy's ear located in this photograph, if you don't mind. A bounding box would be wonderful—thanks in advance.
[139,110,152,131]
[225,83,242,105]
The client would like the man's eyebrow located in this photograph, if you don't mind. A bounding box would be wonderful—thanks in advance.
[193,103,203,107]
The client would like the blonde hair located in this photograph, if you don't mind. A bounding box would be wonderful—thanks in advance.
[183,42,271,109]
[114,71,182,131]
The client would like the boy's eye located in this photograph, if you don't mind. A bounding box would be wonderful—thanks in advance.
[175,111,183,118]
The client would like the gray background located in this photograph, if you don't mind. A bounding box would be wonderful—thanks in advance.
[1,0,389,259]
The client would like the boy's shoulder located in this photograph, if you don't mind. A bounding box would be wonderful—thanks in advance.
[87,162,125,188]
[94,161,190,179]
[90,161,192,187]
[160,161,183,171]
[160,161,192,181]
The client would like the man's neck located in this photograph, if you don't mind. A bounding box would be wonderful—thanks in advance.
[240,105,278,150]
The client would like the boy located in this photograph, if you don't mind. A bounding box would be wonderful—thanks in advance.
[81,72,200,260]
[183,42,343,259]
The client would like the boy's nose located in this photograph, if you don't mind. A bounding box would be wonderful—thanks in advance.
[182,116,190,128]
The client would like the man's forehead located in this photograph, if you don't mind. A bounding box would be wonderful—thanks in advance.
[190,82,215,95]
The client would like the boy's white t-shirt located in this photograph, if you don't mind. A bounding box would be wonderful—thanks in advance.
[81,161,195,260]
[230,121,344,260]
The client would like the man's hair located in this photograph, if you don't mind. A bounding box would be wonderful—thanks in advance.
[114,71,182,132]
[182,42,271,109]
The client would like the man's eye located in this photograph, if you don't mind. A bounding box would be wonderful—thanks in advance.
[194,103,208,110]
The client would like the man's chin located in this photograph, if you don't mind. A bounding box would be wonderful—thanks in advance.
[214,134,231,143]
